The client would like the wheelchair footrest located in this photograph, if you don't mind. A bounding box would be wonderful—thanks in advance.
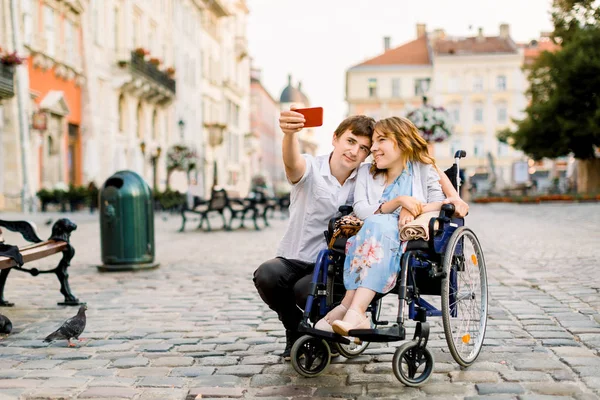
[348,325,406,342]
[298,324,352,345]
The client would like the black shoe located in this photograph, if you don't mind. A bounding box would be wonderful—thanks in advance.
[280,330,301,361]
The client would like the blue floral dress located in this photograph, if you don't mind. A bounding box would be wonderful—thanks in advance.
[343,163,413,294]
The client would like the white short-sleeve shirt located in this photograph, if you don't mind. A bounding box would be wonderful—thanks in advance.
[276,154,358,263]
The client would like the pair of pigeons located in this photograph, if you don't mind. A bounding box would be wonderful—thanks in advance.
[0,305,87,347]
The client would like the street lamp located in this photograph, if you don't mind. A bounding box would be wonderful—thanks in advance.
[178,119,185,141]
[151,146,162,192]
[204,122,227,188]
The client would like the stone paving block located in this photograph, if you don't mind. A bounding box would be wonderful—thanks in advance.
[136,343,174,352]
[185,375,243,387]
[61,359,110,370]
[150,356,194,367]
[116,367,171,378]
[214,365,263,377]
[78,387,139,398]
[74,369,116,377]
[254,386,315,397]
[464,396,516,400]
[239,355,280,365]
[196,356,239,366]
[111,357,149,368]
[215,343,250,352]
[176,344,216,352]
[48,352,92,360]
[0,380,41,389]
[24,370,77,379]
[39,377,90,387]
[476,383,525,395]
[169,367,215,377]
[136,388,188,400]
[188,387,247,398]
[561,357,600,367]
[501,371,552,382]
[347,373,394,384]
[513,359,567,371]
[421,382,472,396]
[137,376,186,388]
[0,371,28,379]
[19,387,79,399]
[522,383,583,396]
[518,396,577,400]
[15,360,63,370]
[315,385,363,397]
[249,374,292,387]
[88,377,138,387]
[449,371,500,383]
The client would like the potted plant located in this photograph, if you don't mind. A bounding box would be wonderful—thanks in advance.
[165,66,175,77]
[37,189,55,212]
[133,47,149,57]
[149,57,161,67]
[0,51,25,67]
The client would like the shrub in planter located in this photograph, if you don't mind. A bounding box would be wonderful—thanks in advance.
[37,189,55,211]
[67,185,89,211]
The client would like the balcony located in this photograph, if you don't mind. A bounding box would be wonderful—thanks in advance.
[130,52,176,94]
[0,64,15,99]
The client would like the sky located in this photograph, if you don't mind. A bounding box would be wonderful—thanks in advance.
[246,0,554,153]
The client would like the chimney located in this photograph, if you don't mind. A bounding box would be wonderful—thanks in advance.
[416,23,426,38]
[476,27,485,42]
[384,36,391,51]
[250,67,262,81]
[432,28,446,42]
[499,23,509,39]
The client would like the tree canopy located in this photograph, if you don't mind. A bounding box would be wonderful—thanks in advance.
[498,0,600,160]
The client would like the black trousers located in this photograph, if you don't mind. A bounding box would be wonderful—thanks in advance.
[253,257,314,332]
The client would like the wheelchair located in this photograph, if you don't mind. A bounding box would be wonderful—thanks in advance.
[290,151,488,387]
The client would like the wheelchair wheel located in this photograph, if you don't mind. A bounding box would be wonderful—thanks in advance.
[441,226,488,367]
[392,340,434,387]
[291,335,331,378]
[334,297,382,358]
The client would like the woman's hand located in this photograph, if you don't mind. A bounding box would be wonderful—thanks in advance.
[397,196,423,216]
[398,208,415,228]
[443,196,469,217]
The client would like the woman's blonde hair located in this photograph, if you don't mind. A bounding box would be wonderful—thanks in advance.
[370,116,436,178]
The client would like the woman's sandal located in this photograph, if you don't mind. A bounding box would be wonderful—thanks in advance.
[331,309,370,336]
[314,304,348,333]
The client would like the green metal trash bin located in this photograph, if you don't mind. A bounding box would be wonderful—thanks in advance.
[97,170,159,271]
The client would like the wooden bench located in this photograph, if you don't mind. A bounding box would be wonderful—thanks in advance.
[0,218,82,307]
[180,188,229,232]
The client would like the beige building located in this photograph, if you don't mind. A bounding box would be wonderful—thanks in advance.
[346,24,528,189]
[83,0,176,192]
[200,0,251,197]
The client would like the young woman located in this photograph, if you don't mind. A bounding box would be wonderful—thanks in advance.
[315,116,446,335]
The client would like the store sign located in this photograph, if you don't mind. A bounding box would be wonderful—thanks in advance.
[32,111,47,131]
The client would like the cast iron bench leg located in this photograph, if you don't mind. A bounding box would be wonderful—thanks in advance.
[56,243,81,306]
[0,268,14,307]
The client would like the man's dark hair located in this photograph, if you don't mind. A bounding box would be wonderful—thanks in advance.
[333,115,375,139]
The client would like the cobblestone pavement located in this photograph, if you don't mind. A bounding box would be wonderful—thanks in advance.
[0,203,599,400]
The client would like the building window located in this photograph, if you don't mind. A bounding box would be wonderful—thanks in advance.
[474,103,484,123]
[448,76,459,93]
[368,78,377,97]
[498,141,510,157]
[497,75,507,91]
[473,76,483,92]
[43,5,55,57]
[391,78,401,98]
[65,20,74,65]
[152,110,158,140]
[415,78,431,96]
[474,138,485,157]
[22,0,33,46]
[449,103,460,123]
[136,103,143,139]
[497,103,508,123]
[118,94,126,132]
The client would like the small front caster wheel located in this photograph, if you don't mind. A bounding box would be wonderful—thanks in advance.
[392,340,434,387]
[291,335,331,378]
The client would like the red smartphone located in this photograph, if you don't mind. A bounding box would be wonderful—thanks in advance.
[295,107,323,128]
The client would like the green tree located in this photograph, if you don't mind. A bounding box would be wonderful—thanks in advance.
[499,0,600,192]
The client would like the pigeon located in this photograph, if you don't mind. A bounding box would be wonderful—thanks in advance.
[44,305,87,347]
[0,313,12,334]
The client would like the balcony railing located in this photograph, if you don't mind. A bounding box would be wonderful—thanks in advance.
[0,64,15,99]
[130,52,176,94]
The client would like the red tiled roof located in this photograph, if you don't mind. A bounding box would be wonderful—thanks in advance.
[353,36,431,67]
[434,36,517,55]
[521,38,560,65]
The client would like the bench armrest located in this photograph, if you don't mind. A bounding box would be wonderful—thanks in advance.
[0,220,43,244]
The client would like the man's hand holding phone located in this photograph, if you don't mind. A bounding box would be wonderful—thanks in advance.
[279,107,306,135]
[279,106,323,135]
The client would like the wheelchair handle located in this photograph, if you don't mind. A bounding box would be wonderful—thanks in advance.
[338,205,353,216]
[441,203,455,219]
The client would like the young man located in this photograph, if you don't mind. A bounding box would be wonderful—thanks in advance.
[253,109,375,359]
[254,107,469,360]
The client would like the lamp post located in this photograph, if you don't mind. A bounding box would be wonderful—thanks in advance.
[204,123,226,189]
[178,119,185,141]
[151,146,162,192]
